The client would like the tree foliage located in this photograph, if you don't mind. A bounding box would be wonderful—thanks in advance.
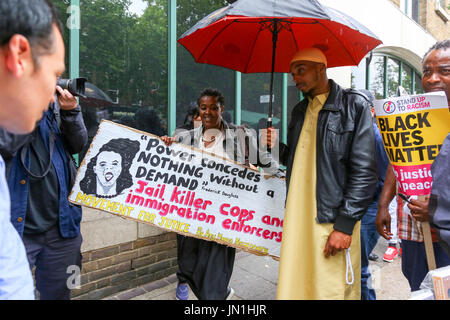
[52,0,279,127]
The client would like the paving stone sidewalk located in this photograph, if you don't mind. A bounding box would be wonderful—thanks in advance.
[104,237,411,300]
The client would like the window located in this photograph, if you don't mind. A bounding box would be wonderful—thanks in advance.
[400,0,420,23]
[414,72,424,94]
[411,0,420,23]
[351,58,367,90]
[52,1,71,79]
[401,63,413,94]
[354,53,423,99]
[387,58,401,97]
[368,55,385,99]
[435,0,450,21]
[62,0,169,159]
[241,73,282,131]
[176,1,235,129]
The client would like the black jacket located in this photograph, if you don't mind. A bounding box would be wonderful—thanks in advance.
[0,102,87,174]
[280,79,377,235]
[0,102,88,238]
[175,120,283,177]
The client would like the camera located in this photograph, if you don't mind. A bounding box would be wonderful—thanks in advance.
[57,77,87,98]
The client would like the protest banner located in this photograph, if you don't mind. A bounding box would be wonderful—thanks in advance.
[374,91,450,196]
[69,120,286,257]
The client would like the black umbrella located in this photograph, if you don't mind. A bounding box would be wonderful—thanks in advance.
[80,82,116,108]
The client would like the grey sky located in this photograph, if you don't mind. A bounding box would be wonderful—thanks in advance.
[128,0,148,16]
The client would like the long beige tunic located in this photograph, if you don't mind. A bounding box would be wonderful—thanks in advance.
[277,93,361,300]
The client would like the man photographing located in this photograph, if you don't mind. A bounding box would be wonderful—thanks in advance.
[0,85,88,299]
[0,0,88,300]
[0,0,66,299]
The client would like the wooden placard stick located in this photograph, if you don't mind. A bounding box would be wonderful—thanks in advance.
[419,195,436,271]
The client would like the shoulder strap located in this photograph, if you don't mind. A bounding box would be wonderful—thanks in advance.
[20,130,55,180]
[52,101,62,128]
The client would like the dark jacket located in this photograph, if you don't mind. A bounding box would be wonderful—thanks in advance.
[429,133,450,256]
[280,79,377,235]
[0,101,87,238]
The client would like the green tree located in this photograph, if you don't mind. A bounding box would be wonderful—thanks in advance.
[78,0,136,102]
[175,0,234,122]
[52,0,72,78]
[126,1,168,110]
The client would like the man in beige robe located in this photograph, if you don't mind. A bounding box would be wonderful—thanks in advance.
[263,48,377,299]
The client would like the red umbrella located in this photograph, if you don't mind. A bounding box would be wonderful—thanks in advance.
[178,0,382,126]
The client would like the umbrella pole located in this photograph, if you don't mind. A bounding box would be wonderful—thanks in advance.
[267,20,279,129]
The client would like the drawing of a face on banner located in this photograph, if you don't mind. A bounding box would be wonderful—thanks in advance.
[80,138,140,198]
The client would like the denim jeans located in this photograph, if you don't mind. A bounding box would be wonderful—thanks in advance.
[360,199,380,300]
[22,225,82,300]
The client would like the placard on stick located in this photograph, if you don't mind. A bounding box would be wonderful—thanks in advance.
[374,91,450,196]
[69,120,286,257]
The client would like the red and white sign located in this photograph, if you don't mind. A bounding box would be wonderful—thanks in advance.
[69,120,286,257]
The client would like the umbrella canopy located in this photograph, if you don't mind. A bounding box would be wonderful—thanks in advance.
[79,82,116,108]
[178,0,382,125]
[179,0,382,72]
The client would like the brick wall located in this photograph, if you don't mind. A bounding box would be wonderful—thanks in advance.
[389,0,450,40]
[71,232,177,300]
[421,0,450,41]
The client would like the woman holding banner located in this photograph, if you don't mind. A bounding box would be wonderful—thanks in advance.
[161,88,281,300]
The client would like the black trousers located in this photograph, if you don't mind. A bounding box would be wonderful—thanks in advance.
[176,234,235,300]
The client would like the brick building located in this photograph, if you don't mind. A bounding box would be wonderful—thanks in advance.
[389,0,449,41]
[416,0,450,40]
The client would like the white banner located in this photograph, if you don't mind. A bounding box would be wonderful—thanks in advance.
[69,120,286,257]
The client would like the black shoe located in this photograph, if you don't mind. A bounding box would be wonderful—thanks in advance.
[226,287,235,300]
[368,253,378,261]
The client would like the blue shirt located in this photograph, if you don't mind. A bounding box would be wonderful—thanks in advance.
[0,155,34,300]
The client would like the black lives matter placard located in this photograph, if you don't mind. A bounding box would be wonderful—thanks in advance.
[69,120,286,257]
[374,91,450,196]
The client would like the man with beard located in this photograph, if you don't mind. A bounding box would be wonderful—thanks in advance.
[263,47,377,299]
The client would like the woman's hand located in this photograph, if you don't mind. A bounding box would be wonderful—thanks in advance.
[160,135,176,146]
[259,127,278,149]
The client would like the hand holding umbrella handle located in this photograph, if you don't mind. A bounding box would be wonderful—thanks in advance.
[260,127,277,150]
